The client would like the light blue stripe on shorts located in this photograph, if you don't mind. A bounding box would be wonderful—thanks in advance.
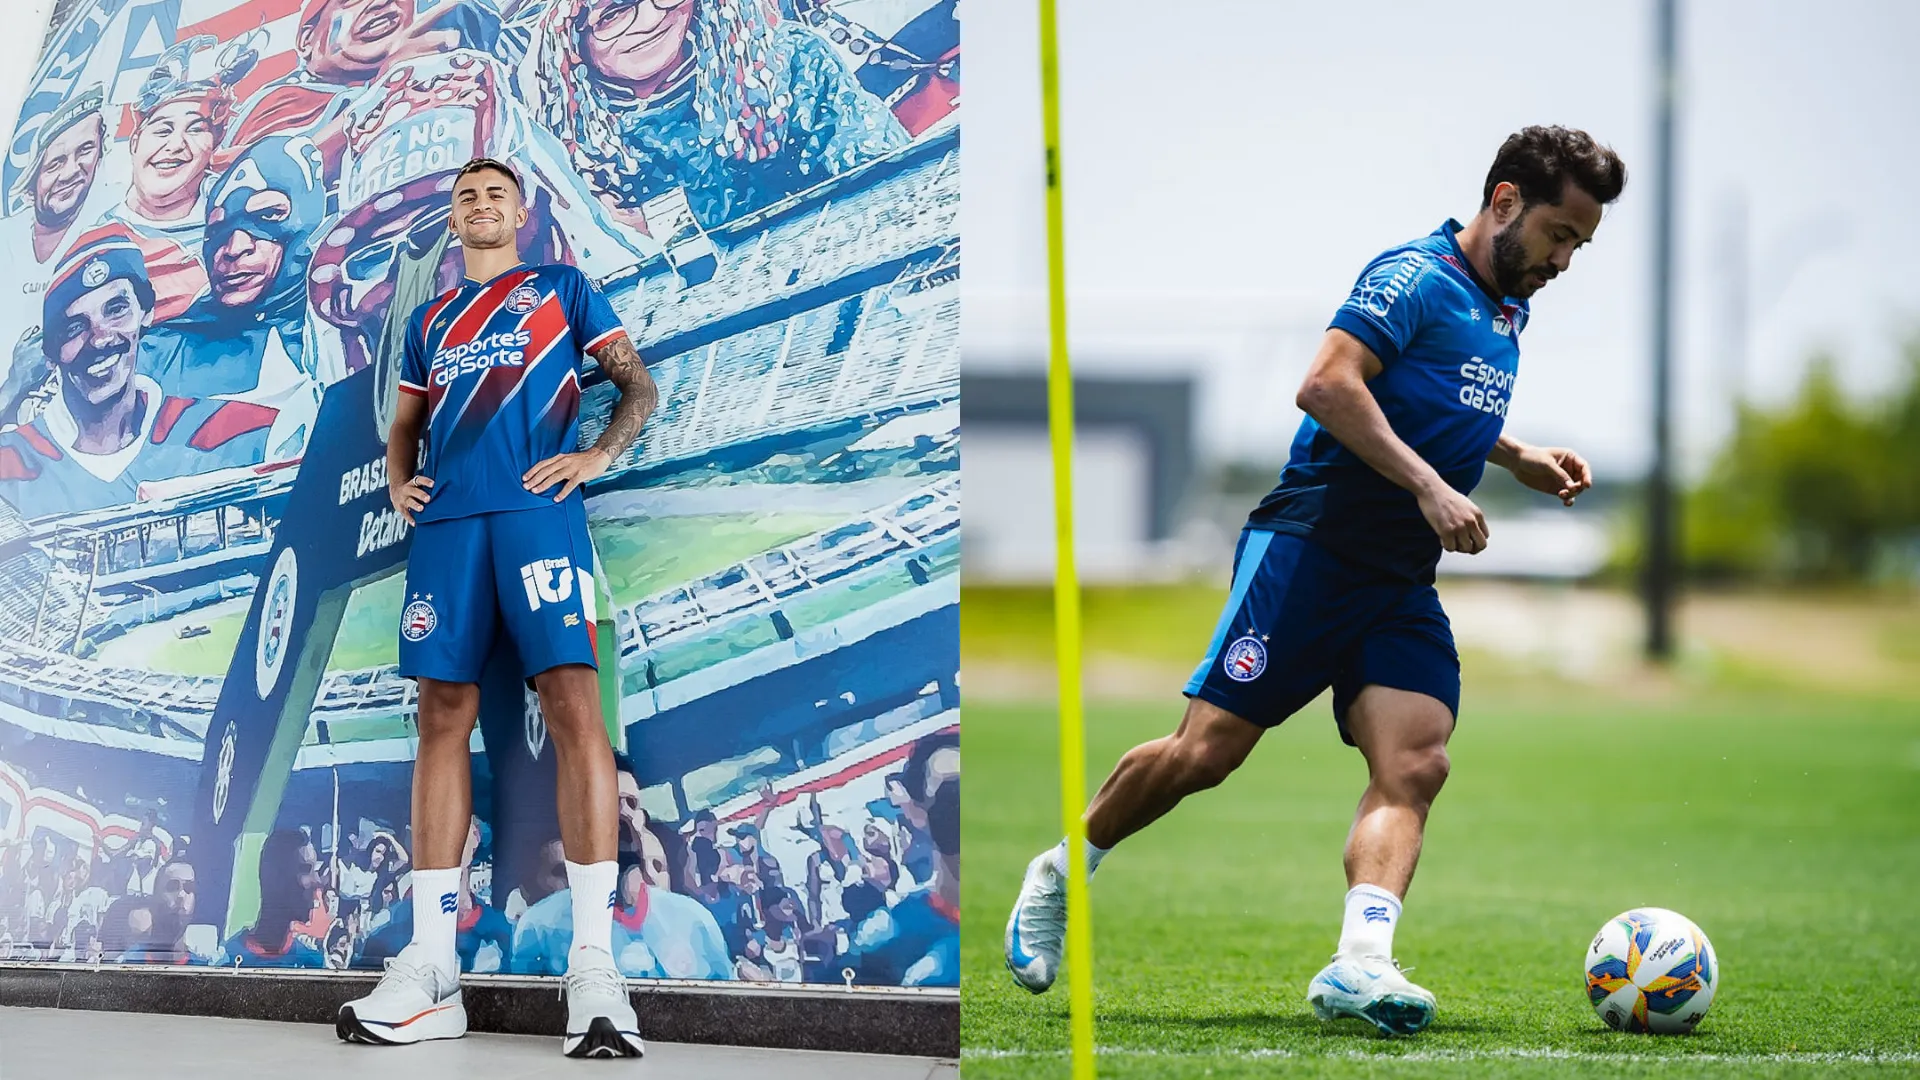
[1184,529,1276,695]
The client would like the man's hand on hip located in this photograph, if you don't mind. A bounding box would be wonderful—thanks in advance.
[390,475,433,524]
[523,448,613,502]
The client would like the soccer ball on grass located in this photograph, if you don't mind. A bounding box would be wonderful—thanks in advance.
[1583,907,1717,1034]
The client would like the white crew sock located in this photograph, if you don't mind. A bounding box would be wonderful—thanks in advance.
[1047,837,1111,880]
[409,867,462,983]
[566,859,618,960]
[1337,883,1403,960]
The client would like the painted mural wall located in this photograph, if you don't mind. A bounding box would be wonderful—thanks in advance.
[0,0,958,988]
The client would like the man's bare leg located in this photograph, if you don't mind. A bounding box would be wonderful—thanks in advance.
[1306,684,1453,1035]
[1007,696,1265,993]
[409,677,480,981]
[412,678,481,867]
[531,663,619,960]
[1084,697,1266,849]
[531,664,619,866]
[532,662,644,1058]
[334,676,475,1045]
[1342,684,1454,935]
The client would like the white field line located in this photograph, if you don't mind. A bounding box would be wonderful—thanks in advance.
[962,1046,1920,1065]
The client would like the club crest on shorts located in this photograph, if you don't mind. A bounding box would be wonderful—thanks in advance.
[1222,635,1267,682]
[505,284,540,315]
[401,596,437,642]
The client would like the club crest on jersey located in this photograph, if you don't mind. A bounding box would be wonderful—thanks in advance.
[505,284,541,315]
[401,597,437,641]
[1493,314,1512,336]
[1223,635,1267,682]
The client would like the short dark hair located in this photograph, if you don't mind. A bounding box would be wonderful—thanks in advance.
[841,882,885,923]
[643,818,692,895]
[693,841,720,880]
[899,731,959,806]
[1481,126,1626,210]
[454,157,524,198]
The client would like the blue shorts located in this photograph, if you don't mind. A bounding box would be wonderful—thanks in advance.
[397,501,600,684]
[1184,529,1459,745]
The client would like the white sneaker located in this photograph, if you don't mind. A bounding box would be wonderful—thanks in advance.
[562,946,644,1058]
[1004,847,1067,994]
[1307,953,1437,1035]
[336,944,467,1045]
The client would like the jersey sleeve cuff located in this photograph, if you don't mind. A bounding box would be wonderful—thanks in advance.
[397,381,429,398]
[1327,309,1402,367]
[584,327,630,354]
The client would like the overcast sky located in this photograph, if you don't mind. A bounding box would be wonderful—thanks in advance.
[962,0,1920,473]
[6,1,1917,473]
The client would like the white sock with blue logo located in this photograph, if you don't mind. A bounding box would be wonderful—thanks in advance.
[1338,883,1402,960]
[409,866,462,984]
[566,859,618,963]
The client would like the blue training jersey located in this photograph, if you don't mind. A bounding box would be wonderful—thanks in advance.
[1248,220,1528,582]
[397,264,630,523]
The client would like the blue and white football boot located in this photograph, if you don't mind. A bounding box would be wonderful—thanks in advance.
[1004,847,1067,993]
[1307,953,1437,1035]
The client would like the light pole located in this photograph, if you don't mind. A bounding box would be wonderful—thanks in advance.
[1646,0,1680,661]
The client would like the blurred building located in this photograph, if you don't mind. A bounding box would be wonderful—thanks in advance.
[962,372,1205,582]
[962,364,1614,584]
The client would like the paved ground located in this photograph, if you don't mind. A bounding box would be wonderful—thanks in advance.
[0,1007,957,1080]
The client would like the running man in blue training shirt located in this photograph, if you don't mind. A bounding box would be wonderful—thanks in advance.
[1006,126,1627,1035]
[337,158,658,1059]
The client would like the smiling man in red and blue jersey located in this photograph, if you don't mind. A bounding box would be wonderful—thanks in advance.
[1006,127,1628,1036]
[335,157,658,1059]
[0,234,275,522]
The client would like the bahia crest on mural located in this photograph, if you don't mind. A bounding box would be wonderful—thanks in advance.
[0,0,958,988]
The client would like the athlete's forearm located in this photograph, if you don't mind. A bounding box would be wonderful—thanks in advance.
[1486,434,1528,471]
[1297,373,1448,499]
[589,336,659,463]
[386,404,425,482]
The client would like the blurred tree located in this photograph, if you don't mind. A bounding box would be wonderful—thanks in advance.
[1683,335,1920,584]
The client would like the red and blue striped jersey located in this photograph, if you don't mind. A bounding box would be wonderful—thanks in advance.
[397,264,629,523]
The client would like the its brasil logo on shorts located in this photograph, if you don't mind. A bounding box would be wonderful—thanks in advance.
[401,597,438,642]
[505,284,541,315]
[1223,635,1267,682]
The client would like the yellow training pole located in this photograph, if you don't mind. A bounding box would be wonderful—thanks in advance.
[1037,2,1096,1076]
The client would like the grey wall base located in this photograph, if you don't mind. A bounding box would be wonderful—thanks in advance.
[0,964,958,1059]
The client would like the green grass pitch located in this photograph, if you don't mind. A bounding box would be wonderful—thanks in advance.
[961,598,1920,1078]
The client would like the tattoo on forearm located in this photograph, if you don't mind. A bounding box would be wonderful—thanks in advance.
[590,335,658,462]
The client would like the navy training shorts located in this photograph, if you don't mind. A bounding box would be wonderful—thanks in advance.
[1183,528,1460,745]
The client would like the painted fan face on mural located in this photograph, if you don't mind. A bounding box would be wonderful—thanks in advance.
[578,0,696,93]
[299,0,423,81]
[33,114,107,233]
